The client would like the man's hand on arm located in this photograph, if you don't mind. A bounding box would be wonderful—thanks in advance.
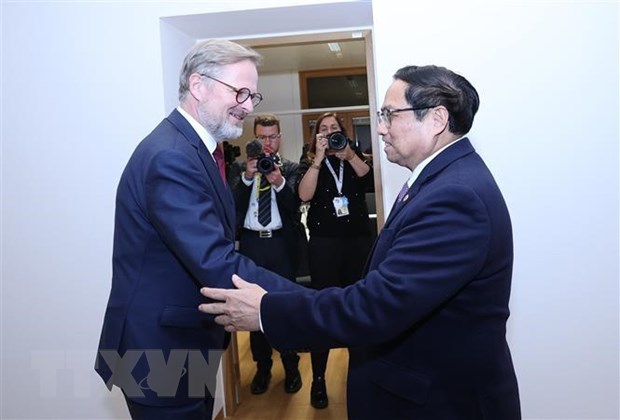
[199,274,266,332]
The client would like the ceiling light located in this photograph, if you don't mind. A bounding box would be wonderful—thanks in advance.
[327,42,341,52]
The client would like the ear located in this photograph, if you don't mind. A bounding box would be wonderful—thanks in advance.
[430,106,450,135]
[188,72,206,101]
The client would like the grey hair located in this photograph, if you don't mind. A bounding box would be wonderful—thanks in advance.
[178,39,262,102]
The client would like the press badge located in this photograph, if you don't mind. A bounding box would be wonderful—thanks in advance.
[333,196,350,217]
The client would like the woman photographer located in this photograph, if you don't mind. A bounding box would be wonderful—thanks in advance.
[296,112,374,409]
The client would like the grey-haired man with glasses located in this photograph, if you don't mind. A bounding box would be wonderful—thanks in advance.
[95,39,303,419]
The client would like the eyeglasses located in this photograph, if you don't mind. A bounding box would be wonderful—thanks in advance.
[201,74,263,107]
[377,106,434,128]
[256,134,281,142]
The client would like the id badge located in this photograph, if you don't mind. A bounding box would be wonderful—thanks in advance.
[333,196,350,217]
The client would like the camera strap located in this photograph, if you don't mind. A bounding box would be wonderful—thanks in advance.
[325,158,344,195]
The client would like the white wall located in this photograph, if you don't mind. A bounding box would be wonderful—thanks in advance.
[1,1,618,419]
[235,71,305,164]
[0,1,355,419]
[373,1,619,419]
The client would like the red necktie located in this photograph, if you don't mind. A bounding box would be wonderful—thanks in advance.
[212,144,227,183]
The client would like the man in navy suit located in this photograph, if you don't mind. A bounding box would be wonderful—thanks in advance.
[199,65,521,419]
[95,39,302,419]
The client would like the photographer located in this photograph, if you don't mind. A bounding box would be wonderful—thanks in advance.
[231,114,304,396]
[296,112,374,409]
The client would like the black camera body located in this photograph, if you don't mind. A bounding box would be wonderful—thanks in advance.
[327,131,349,151]
[222,141,240,165]
[256,153,281,175]
[246,139,281,175]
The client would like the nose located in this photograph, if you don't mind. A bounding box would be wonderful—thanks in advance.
[377,120,388,137]
[241,97,254,113]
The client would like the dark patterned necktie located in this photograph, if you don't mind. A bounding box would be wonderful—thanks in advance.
[258,174,272,226]
[397,182,409,203]
[212,145,226,183]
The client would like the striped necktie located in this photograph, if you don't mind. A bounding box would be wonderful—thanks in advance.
[257,174,272,226]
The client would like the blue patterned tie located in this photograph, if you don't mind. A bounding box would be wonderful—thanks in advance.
[397,182,409,203]
[258,174,272,226]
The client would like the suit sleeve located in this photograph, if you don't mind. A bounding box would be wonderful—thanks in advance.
[144,147,302,293]
[261,183,491,349]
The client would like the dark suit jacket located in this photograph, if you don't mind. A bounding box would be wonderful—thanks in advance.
[95,109,301,406]
[232,158,306,273]
[261,138,521,419]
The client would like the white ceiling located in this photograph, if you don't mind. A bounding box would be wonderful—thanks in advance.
[161,2,372,41]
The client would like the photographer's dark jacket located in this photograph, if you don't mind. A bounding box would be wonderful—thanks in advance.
[297,152,374,238]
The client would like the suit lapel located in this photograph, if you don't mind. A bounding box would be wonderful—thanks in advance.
[165,109,236,233]
[368,137,477,274]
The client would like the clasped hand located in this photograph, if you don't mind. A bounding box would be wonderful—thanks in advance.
[198,275,267,332]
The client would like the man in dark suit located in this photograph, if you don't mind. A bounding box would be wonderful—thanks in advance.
[232,114,304,395]
[199,65,521,419]
[94,39,302,419]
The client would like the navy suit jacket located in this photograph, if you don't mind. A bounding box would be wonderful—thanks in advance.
[261,139,521,419]
[95,109,301,406]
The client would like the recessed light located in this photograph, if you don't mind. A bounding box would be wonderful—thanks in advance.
[327,42,341,52]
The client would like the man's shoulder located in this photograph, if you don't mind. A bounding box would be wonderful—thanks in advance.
[136,116,178,143]
[280,158,299,172]
[280,157,297,166]
[123,123,197,178]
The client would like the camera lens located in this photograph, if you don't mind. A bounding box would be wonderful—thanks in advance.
[327,132,348,150]
[257,155,275,174]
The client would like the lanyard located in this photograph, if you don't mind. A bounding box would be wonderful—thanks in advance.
[325,158,344,195]
[255,173,271,196]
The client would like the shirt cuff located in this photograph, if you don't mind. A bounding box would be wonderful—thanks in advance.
[241,174,253,186]
[273,177,286,192]
[258,308,264,332]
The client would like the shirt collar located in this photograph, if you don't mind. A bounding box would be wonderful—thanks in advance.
[406,136,465,187]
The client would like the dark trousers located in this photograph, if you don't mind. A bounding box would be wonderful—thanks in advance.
[307,235,372,378]
[250,330,300,373]
[239,229,300,373]
[123,393,214,420]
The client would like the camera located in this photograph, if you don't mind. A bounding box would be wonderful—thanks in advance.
[256,154,280,175]
[222,141,240,165]
[327,131,349,150]
[246,139,281,175]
